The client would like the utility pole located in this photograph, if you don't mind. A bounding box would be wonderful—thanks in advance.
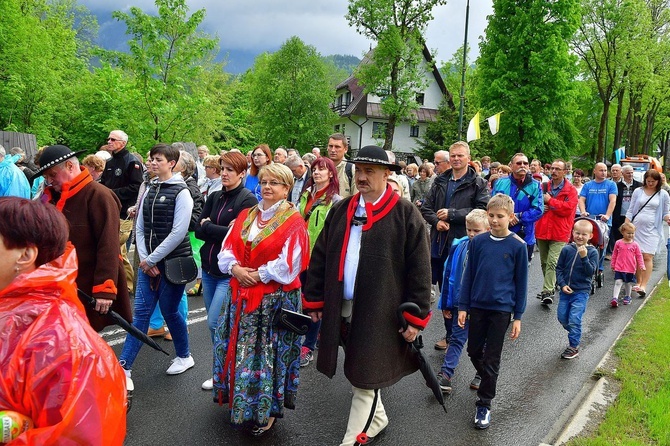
[457,0,470,140]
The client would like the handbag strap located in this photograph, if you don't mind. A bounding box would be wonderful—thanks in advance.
[303,198,324,222]
[631,191,658,222]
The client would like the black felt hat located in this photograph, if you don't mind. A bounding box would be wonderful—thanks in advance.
[32,145,85,179]
[347,145,402,172]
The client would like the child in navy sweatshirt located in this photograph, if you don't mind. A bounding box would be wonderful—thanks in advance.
[555,219,599,360]
[458,194,528,430]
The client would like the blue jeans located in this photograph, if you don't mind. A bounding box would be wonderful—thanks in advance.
[120,265,190,369]
[149,292,188,330]
[442,309,454,341]
[303,319,321,351]
[201,270,230,344]
[557,291,589,348]
[441,312,468,377]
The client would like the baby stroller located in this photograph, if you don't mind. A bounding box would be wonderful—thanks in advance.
[572,215,609,290]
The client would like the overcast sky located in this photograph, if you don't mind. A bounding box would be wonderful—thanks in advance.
[81,0,493,70]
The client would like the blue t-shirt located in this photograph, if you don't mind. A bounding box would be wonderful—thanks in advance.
[580,179,617,219]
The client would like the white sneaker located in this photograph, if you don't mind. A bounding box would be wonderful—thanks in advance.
[201,378,213,390]
[166,355,195,375]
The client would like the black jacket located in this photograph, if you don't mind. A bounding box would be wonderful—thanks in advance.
[184,176,205,231]
[421,166,490,257]
[101,148,144,217]
[194,183,258,277]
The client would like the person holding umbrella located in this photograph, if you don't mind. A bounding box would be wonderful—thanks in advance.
[304,145,432,446]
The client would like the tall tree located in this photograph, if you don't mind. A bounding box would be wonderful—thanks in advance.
[347,0,447,151]
[477,0,581,162]
[572,0,649,161]
[245,36,337,151]
[101,0,226,148]
[0,0,94,144]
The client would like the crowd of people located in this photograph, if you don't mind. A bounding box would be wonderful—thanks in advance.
[1,133,669,444]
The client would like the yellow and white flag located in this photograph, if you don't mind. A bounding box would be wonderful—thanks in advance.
[487,112,501,135]
[466,112,480,142]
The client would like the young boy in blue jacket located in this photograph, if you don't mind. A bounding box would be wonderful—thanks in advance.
[436,209,490,394]
[555,220,599,360]
[458,194,528,430]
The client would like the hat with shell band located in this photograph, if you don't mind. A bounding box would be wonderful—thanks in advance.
[347,145,402,172]
[32,145,86,179]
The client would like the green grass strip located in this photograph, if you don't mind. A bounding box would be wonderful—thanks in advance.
[570,283,670,446]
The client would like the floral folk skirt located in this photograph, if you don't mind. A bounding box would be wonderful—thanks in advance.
[212,287,301,428]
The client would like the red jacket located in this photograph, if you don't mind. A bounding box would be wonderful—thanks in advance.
[535,179,578,242]
[0,244,127,445]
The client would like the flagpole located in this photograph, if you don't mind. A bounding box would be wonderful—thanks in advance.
[457,0,470,140]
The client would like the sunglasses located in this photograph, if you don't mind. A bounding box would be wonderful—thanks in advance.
[108,138,120,142]
[515,161,529,165]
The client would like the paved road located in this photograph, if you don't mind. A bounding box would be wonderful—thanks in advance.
[104,250,667,446]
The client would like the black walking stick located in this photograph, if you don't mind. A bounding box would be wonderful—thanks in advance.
[78,289,170,355]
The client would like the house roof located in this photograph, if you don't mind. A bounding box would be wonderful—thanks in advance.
[366,103,438,123]
[334,43,453,120]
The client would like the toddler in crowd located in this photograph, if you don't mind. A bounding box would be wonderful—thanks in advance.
[610,222,645,307]
[555,220,599,359]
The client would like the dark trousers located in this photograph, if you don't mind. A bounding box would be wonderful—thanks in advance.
[466,308,511,409]
[431,253,449,289]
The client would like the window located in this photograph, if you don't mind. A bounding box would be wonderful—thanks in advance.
[345,92,352,105]
[334,124,340,132]
[340,124,346,135]
[372,122,387,138]
[410,125,420,138]
[416,93,425,105]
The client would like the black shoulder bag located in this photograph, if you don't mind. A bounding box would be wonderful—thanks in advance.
[631,191,658,222]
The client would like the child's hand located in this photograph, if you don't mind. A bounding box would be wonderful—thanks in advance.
[442,309,452,319]
[457,311,467,328]
[562,285,573,294]
[510,319,521,340]
[577,244,587,258]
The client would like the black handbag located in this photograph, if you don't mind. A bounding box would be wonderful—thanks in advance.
[274,308,311,335]
[163,256,198,285]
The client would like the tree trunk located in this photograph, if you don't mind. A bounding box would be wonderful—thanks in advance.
[597,101,610,163]
[612,81,626,153]
[641,101,658,154]
[383,114,397,151]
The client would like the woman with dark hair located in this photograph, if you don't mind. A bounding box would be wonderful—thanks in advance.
[195,151,257,390]
[625,169,670,296]
[572,169,585,195]
[0,197,127,444]
[411,163,433,206]
[214,163,309,436]
[297,156,341,367]
[119,143,195,379]
[244,144,273,201]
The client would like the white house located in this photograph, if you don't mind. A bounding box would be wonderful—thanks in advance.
[331,45,448,154]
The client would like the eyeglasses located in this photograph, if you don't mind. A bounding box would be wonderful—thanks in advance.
[107,138,120,142]
[260,180,287,187]
[515,161,529,165]
[252,153,267,158]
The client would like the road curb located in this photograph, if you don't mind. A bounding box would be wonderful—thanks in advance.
[541,279,661,446]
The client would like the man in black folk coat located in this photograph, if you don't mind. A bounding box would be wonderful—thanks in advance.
[304,145,432,446]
